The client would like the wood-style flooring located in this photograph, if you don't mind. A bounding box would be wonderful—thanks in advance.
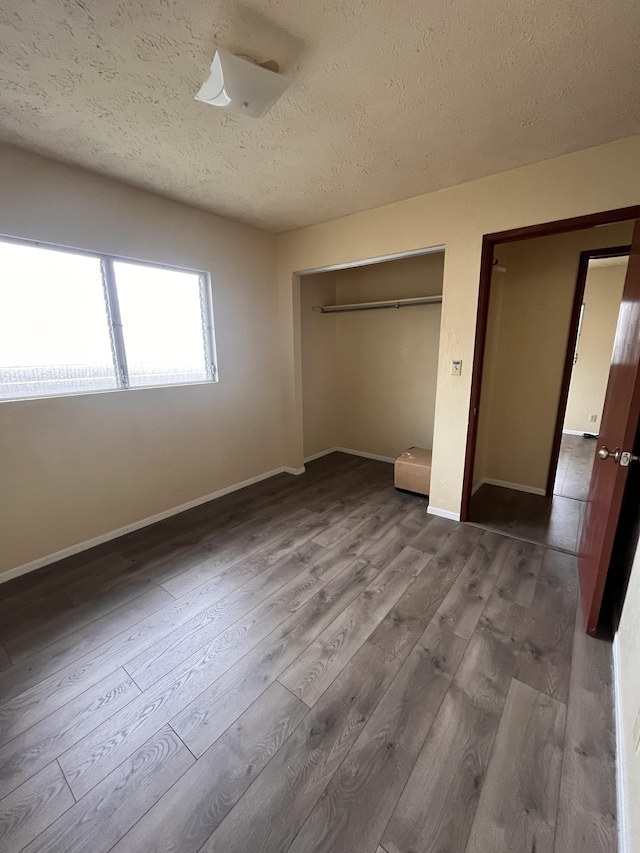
[470,434,597,552]
[0,452,616,853]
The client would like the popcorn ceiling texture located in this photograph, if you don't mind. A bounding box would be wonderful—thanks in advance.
[0,0,639,233]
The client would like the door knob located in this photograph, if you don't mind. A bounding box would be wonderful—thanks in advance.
[598,446,621,462]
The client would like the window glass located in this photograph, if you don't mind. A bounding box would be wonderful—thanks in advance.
[0,242,116,400]
[0,239,216,402]
[113,261,210,387]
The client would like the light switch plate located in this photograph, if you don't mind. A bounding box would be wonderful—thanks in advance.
[634,706,640,752]
[451,360,462,376]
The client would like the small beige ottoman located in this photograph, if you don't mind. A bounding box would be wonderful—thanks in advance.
[394,447,432,496]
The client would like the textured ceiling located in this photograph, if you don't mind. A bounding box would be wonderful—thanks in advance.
[1,0,639,233]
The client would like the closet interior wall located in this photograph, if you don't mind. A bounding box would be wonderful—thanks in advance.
[301,252,444,461]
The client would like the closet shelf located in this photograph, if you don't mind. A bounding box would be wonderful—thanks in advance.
[312,295,442,314]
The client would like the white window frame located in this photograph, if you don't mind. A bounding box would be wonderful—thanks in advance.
[0,234,218,402]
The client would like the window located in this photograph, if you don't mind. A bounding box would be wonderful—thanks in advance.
[0,237,217,401]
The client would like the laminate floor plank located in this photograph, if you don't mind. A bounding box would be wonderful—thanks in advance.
[0,566,270,741]
[110,507,312,601]
[382,595,532,853]
[0,553,131,624]
[23,726,193,853]
[363,507,432,571]
[251,457,376,522]
[0,593,78,648]
[0,454,618,853]
[469,478,586,554]
[58,572,324,799]
[494,538,545,608]
[170,557,380,756]
[0,644,10,672]
[286,623,467,853]
[198,641,403,853]
[110,683,307,853]
[210,459,369,533]
[409,515,458,555]
[278,546,429,707]
[0,762,74,853]
[0,541,317,742]
[0,587,172,702]
[0,669,139,800]
[3,581,167,665]
[312,486,392,549]
[125,539,324,691]
[433,530,513,640]
[554,596,617,853]
[65,520,223,596]
[545,495,584,553]
[514,548,578,704]
[555,436,596,502]
[464,679,566,853]
[309,510,405,583]
[369,525,485,660]
[159,508,317,598]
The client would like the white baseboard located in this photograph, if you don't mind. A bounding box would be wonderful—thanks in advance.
[336,447,394,464]
[303,448,337,463]
[304,446,394,465]
[427,506,461,522]
[479,477,546,497]
[0,465,301,586]
[283,466,305,475]
[471,480,484,496]
[613,633,629,853]
[563,429,587,436]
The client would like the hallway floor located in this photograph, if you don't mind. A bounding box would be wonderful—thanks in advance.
[470,435,597,553]
[0,452,615,853]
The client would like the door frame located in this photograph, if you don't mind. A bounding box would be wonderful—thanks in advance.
[545,244,631,497]
[460,204,640,521]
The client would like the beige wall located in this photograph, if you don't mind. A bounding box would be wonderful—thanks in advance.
[277,133,640,516]
[564,261,628,434]
[617,537,640,853]
[301,273,338,457]
[0,143,281,578]
[334,254,443,459]
[472,262,507,490]
[301,253,443,460]
[474,222,632,493]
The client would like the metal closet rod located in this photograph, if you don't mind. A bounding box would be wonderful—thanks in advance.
[313,295,443,314]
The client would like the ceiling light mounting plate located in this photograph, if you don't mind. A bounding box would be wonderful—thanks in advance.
[195,49,290,119]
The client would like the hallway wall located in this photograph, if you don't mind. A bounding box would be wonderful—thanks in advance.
[564,260,628,434]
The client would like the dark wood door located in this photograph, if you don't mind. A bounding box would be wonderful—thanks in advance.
[579,220,640,634]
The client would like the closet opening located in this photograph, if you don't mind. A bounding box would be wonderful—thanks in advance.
[297,246,445,496]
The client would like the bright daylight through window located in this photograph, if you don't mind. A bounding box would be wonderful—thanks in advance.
[0,238,217,401]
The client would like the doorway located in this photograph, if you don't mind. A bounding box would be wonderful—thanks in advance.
[461,206,640,634]
[552,249,630,504]
[468,234,631,551]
